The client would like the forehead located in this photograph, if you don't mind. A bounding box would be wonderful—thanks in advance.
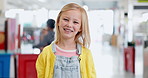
[61,10,81,19]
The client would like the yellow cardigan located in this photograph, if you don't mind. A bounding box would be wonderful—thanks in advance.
[36,43,96,78]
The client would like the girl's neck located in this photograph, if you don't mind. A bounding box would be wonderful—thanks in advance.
[56,40,76,50]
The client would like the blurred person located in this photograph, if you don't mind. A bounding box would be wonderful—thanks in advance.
[33,29,41,45]
[36,3,96,78]
[40,28,48,42]
[33,19,55,50]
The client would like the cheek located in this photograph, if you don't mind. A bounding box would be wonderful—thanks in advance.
[74,26,81,33]
[59,21,66,27]
[58,26,63,31]
[76,25,81,31]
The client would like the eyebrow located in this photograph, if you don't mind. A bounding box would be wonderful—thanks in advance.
[62,15,81,21]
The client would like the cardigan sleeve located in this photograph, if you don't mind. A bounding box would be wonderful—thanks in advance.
[87,49,96,78]
[36,49,46,78]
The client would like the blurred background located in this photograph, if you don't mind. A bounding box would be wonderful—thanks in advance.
[0,0,148,78]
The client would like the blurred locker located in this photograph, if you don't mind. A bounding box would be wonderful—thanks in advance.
[0,53,15,78]
[124,47,135,74]
[17,54,38,78]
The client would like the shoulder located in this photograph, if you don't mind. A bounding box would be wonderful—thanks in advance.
[82,47,90,51]
[81,46,92,56]
[40,44,53,55]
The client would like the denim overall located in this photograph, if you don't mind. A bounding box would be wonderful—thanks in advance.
[52,43,81,78]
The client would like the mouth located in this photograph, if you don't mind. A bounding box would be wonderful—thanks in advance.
[63,28,74,32]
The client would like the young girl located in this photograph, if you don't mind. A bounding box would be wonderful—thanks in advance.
[36,3,96,78]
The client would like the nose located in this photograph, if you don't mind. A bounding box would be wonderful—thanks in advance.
[67,21,73,27]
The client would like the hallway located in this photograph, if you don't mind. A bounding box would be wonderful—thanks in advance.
[20,40,144,78]
[90,42,143,78]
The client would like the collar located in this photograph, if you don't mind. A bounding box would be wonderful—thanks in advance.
[51,42,81,55]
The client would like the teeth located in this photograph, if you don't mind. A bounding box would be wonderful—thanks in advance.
[64,28,73,32]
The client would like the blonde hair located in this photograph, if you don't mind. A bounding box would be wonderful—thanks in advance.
[55,3,90,48]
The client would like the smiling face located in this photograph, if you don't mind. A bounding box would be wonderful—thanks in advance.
[57,9,82,40]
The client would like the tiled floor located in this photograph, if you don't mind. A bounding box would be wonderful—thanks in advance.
[21,42,144,78]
